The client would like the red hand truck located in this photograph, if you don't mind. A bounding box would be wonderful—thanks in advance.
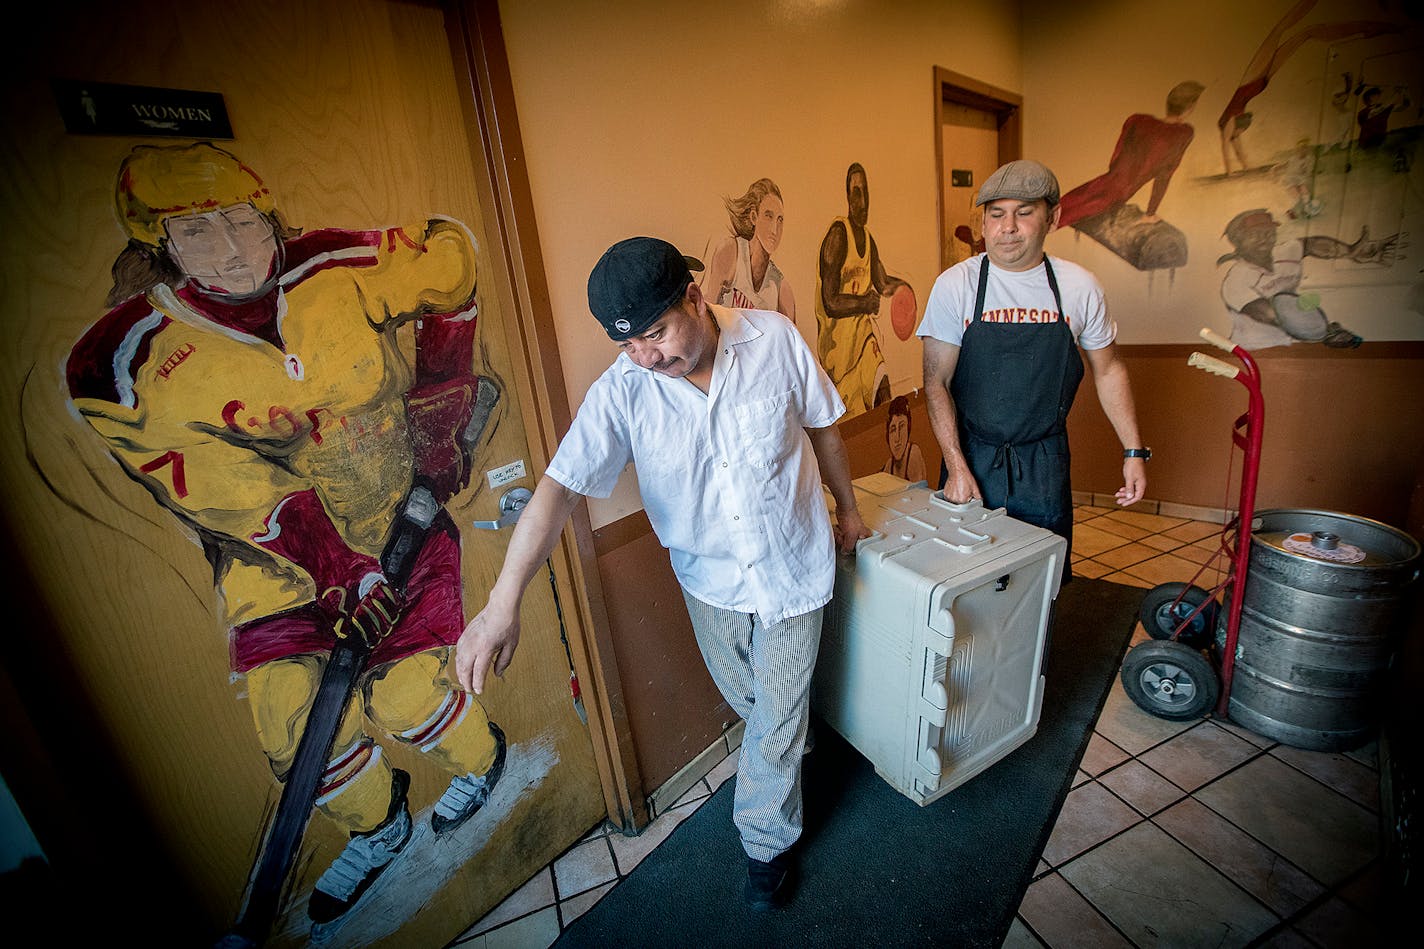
[1120,327,1265,722]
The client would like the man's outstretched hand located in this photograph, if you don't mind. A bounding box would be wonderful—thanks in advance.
[455,601,521,694]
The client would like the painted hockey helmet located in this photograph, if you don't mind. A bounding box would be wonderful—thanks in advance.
[115,142,276,247]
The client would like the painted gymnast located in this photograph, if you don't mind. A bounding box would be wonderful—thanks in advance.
[1219,0,1399,175]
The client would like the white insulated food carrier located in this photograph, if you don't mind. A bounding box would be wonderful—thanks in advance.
[815,473,1067,806]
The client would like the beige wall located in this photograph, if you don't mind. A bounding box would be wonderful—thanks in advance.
[498,0,1022,527]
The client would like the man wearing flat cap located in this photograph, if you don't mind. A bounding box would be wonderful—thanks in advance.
[454,235,869,910]
[918,160,1149,573]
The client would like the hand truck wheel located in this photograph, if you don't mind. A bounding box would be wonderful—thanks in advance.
[1121,639,1220,722]
[1139,582,1219,650]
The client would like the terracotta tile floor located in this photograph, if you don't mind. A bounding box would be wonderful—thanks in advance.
[450,502,1387,948]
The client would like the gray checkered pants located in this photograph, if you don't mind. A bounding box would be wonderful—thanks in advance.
[681,590,822,862]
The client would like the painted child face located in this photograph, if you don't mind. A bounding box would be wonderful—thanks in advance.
[164,203,279,297]
[887,412,909,459]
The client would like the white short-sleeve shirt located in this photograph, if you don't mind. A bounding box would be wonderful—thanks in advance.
[546,305,845,625]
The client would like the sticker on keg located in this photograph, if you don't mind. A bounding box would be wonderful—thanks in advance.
[1283,531,1366,563]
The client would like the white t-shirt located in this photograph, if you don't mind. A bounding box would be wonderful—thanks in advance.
[915,253,1116,349]
[546,305,844,625]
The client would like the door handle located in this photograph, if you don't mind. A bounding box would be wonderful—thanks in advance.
[471,487,533,531]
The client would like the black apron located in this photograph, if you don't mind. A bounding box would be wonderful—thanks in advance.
[939,255,1084,552]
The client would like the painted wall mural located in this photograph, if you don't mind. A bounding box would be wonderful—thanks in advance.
[1216,0,1402,178]
[700,177,797,324]
[880,394,927,484]
[814,162,916,416]
[1040,0,1421,351]
[1058,81,1204,272]
[953,218,987,261]
[1216,207,1402,348]
[57,141,541,944]
[1199,1,1417,350]
[1357,83,1412,150]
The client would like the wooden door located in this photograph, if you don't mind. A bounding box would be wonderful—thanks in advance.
[934,69,1023,272]
[0,1,604,945]
[940,106,1002,265]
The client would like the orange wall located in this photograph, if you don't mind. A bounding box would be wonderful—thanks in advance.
[498,0,1023,528]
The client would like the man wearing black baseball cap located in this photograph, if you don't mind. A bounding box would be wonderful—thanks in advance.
[917,160,1150,576]
[456,235,869,910]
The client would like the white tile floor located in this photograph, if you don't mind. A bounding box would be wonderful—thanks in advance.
[450,502,1390,948]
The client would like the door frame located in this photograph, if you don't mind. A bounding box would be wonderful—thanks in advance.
[444,0,648,831]
[934,67,1023,272]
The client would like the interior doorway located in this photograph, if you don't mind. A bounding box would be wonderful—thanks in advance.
[934,68,1023,271]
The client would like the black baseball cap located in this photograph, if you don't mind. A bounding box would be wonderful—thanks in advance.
[588,236,705,341]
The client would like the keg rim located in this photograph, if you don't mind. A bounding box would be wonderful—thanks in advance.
[1250,507,1422,569]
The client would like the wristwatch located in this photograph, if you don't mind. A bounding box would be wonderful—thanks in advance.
[1123,448,1152,460]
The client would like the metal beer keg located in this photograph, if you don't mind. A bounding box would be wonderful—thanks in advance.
[1221,509,1421,751]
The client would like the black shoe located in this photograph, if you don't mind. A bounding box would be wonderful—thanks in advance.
[431,722,507,834]
[745,851,794,910]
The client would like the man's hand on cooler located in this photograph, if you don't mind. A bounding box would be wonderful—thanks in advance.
[833,507,872,553]
[940,463,981,505]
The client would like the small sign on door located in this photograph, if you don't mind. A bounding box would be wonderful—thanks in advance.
[52,79,234,139]
[487,459,527,489]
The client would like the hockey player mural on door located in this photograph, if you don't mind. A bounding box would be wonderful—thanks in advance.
[61,142,554,944]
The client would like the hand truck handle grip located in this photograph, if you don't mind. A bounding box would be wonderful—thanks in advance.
[1188,351,1241,379]
[1198,327,1236,353]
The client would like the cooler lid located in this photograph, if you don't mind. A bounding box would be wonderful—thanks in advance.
[842,473,1000,534]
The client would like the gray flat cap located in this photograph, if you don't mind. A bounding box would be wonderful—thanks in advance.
[976,159,1061,206]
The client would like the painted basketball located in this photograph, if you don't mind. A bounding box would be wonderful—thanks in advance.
[890,283,917,341]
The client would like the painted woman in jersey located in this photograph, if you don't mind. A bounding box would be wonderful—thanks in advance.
[701,177,797,323]
[65,142,507,934]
